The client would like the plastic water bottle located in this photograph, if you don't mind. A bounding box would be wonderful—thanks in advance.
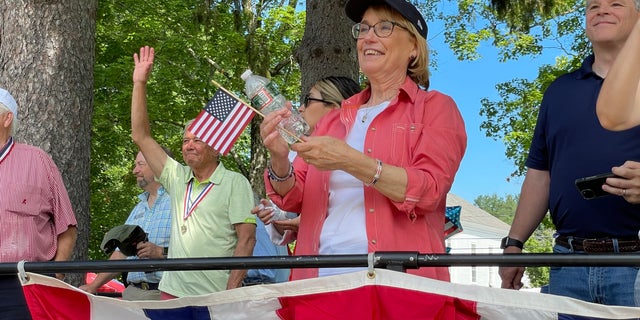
[241,69,309,144]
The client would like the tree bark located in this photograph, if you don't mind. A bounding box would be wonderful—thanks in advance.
[0,0,96,286]
[296,0,359,97]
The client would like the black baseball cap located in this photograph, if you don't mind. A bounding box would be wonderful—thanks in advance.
[345,0,428,39]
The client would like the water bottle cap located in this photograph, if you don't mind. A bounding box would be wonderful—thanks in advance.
[240,69,253,81]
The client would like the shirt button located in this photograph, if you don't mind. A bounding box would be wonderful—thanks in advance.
[368,208,374,213]
[367,148,372,153]
[371,127,376,131]
[371,240,377,244]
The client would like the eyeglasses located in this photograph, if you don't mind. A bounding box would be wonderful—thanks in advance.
[303,94,331,106]
[351,21,407,39]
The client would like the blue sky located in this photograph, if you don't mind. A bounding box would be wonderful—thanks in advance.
[426,21,562,203]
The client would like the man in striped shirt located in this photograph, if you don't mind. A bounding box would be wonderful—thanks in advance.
[0,87,77,319]
[80,150,172,300]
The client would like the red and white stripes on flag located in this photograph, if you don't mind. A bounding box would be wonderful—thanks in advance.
[188,89,255,155]
[21,269,640,320]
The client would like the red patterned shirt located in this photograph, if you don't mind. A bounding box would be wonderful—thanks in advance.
[0,137,77,262]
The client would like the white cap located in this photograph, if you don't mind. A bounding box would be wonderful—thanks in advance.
[240,69,253,81]
[0,88,18,121]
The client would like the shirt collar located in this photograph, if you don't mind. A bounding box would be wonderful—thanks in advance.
[575,54,601,80]
[0,136,14,164]
[137,186,167,202]
[342,76,420,109]
[340,77,422,125]
[186,162,225,186]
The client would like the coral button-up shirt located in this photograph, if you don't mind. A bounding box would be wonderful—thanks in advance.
[266,77,467,281]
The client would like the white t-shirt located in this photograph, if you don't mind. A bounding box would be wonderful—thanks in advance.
[318,101,389,277]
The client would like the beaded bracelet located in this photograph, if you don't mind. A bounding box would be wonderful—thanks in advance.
[267,161,294,182]
[365,159,383,187]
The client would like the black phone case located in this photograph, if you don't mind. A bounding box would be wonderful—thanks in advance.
[574,173,617,199]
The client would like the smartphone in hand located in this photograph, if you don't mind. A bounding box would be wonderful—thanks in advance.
[575,172,618,199]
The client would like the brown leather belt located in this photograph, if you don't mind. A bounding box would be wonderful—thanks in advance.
[555,236,640,253]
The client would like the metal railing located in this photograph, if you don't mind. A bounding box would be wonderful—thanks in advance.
[2,252,640,275]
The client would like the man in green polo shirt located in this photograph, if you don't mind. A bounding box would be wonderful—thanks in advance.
[130,46,257,298]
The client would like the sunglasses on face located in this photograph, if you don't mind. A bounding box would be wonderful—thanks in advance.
[303,94,331,106]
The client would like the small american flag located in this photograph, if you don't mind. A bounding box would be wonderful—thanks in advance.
[188,89,255,155]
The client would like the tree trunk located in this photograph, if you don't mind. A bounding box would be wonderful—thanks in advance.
[0,0,96,286]
[243,0,358,198]
[296,0,359,97]
[240,0,268,198]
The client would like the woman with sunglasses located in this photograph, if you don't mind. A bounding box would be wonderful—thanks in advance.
[259,0,467,282]
[299,76,362,134]
[254,76,361,246]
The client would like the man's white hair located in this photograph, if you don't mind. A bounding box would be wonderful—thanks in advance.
[0,103,18,136]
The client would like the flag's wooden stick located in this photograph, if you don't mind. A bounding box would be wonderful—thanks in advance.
[211,79,304,144]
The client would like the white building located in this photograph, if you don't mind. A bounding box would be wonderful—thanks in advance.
[445,193,514,288]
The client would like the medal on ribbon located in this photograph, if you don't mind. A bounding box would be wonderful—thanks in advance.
[181,180,214,234]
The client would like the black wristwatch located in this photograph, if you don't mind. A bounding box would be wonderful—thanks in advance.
[500,236,524,250]
[162,247,169,257]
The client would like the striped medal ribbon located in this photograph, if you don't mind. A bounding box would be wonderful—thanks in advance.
[181,180,214,234]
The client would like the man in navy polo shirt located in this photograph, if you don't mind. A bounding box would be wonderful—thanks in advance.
[499,0,640,318]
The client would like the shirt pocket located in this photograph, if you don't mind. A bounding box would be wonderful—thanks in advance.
[5,183,45,217]
[391,122,424,164]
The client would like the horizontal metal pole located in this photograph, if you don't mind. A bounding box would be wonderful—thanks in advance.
[1,252,639,275]
[422,253,640,267]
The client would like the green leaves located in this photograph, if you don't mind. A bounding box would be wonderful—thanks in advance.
[89,0,592,266]
[90,0,305,260]
[473,193,519,224]
[436,0,587,178]
[474,192,553,287]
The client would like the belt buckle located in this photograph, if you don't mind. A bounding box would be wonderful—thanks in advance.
[582,239,610,253]
[141,282,149,290]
